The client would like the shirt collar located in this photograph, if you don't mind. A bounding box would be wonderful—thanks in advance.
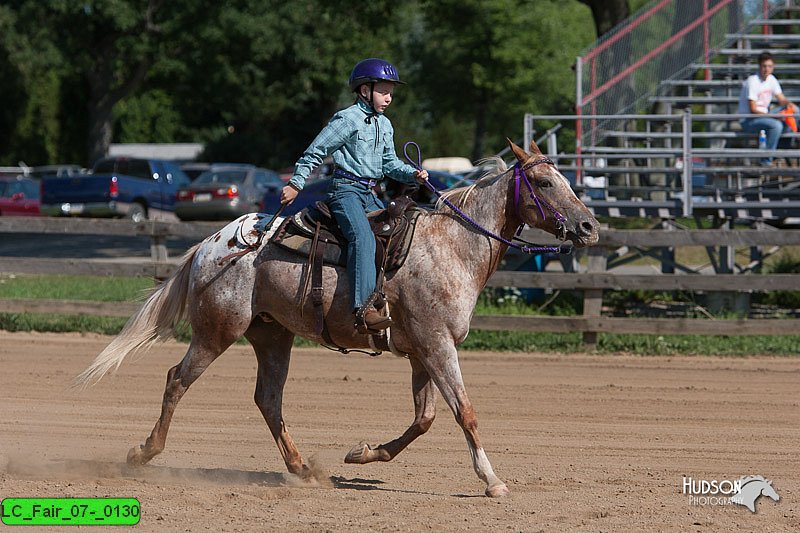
[356,100,382,116]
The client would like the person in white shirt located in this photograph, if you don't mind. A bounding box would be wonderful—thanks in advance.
[739,51,795,166]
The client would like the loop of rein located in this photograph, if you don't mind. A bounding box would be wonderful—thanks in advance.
[218,204,287,266]
[402,141,571,255]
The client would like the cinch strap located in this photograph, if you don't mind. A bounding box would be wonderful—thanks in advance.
[333,168,378,188]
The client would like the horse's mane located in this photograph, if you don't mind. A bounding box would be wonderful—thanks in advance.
[435,157,510,211]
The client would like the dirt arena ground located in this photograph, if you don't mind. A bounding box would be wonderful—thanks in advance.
[0,331,797,531]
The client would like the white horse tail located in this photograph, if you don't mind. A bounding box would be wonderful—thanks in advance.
[74,243,201,388]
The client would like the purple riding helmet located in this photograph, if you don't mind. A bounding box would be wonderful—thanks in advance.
[348,58,405,91]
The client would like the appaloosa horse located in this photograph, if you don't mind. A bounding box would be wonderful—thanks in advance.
[76,139,599,497]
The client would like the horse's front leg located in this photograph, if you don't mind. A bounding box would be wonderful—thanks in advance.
[422,343,509,498]
[345,356,436,463]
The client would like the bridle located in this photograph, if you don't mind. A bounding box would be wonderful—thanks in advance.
[513,158,568,241]
[403,142,571,255]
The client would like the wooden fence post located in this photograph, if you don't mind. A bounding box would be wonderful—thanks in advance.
[582,246,608,347]
[150,236,168,263]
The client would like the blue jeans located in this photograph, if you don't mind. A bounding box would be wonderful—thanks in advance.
[327,178,384,310]
[741,116,789,164]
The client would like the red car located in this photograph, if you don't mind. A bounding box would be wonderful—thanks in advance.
[0,176,40,216]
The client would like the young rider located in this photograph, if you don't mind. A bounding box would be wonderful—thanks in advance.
[280,58,428,331]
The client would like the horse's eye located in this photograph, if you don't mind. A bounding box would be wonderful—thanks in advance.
[537,179,553,188]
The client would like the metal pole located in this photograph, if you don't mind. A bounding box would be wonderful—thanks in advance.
[763,0,770,35]
[575,56,583,185]
[703,0,710,80]
[523,113,533,151]
[682,108,693,217]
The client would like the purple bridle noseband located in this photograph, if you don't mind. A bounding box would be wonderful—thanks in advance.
[403,142,571,255]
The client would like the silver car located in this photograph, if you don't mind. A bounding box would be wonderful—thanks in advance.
[175,165,283,221]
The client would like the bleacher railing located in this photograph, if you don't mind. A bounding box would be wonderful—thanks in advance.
[575,0,787,178]
[526,109,800,219]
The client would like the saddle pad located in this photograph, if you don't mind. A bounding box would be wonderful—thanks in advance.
[273,232,347,267]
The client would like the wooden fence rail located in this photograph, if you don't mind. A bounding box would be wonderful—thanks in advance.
[2,217,800,342]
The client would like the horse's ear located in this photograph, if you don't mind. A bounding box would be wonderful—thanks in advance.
[507,138,528,163]
[529,139,543,155]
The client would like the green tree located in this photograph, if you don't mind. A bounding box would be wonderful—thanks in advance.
[164,0,413,169]
[0,4,63,165]
[1,0,219,166]
[411,0,595,161]
[0,0,612,169]
[578,0,630,37]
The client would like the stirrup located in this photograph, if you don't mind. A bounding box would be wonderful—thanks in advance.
[355,310,391,333]
[355,306,390,334]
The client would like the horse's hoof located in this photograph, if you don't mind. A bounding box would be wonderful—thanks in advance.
[486,483,510,498]
[126,445,147,466]
[296,467,319,485]
[298,464,315,481]
[344,442,371,464]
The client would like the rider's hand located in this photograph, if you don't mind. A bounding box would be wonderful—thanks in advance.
[280,184,299,205]
[414,169,429,184]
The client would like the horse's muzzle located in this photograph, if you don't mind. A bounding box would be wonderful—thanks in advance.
[567,216,600,247]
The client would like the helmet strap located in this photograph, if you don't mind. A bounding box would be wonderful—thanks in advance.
[357,82,379,123]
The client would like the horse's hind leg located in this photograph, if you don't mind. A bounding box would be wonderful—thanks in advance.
[127,339,228,466]
[345,356,436,463]
[246,321,311,479]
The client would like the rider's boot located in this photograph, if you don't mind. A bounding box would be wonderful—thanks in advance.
[364,308,392,330]
[355,307,392,332]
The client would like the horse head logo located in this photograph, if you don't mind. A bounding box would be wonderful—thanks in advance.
[729,475,780,513]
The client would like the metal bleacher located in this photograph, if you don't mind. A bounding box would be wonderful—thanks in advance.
[526,0,800,226]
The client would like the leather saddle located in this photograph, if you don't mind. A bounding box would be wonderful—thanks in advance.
[271,196,422,273]
[270,196,422,344]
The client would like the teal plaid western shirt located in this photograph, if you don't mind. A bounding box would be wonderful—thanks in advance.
[289,101,417,190]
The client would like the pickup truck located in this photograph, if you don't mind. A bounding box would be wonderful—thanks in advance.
[40,157,192,222]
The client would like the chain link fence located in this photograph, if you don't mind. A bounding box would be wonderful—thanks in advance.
[576,0,789,149]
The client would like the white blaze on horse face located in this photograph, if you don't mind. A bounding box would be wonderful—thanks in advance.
[539,164,576,196]
[554,168,572,188]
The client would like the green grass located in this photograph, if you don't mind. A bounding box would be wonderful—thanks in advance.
[459,331,799,356]
[0,274,154,301]
[1,274,799,356]
[0,312,130,335]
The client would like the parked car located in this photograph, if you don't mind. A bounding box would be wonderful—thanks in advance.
[175,165,283,221]
[0,176,40,216]
[384,170,472,206]
[261,169,471,216]
[40,157,192,222]
[261,175,332,216]
[180,162,212,181]
[29,164,85,179]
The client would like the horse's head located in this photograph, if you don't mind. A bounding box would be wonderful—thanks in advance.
[507,138,599,248]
